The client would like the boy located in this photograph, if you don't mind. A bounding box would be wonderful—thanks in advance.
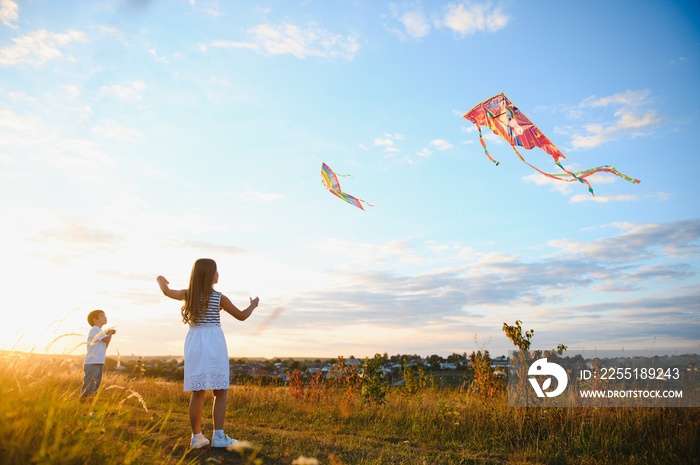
[80,309,116,402]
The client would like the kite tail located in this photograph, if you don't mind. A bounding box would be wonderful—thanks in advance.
[509,145,597,195]
[555,161,595,196]
[567,165,641,185]
[477,125,499,166]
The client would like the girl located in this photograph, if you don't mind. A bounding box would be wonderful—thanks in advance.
[157,258,259,449]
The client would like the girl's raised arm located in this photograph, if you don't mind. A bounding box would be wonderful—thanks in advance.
[157,275,187,301]
[221,294,259,321]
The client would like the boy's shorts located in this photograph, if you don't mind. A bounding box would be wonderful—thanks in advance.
[81,364,104,397]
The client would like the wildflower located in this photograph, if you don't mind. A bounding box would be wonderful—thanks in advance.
[227,440,254,452]
[292,456,319,465]
[107,385,149,413]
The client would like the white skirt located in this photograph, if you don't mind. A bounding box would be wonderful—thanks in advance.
[183,325,230,392]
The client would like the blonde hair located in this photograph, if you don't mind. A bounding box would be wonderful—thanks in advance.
[181,258,217,325]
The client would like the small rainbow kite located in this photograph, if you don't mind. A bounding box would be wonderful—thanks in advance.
[321,162,374,210]
[463,92,640,196]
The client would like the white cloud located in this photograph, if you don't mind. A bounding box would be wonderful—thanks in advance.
[62,84,81,99]
[201,40,257,53]
[523,172,573,195]
[546,220,700,263]
[374,133,404,154]
[670,56,688,65]
[374,136,394,147]
[0,29,85,66]
[427,240,475,260]
[33,217,123,252]
[99,81,146,100]
[417,139,453,157]
[430,139,453,151]
[568,90,663,149]
[0,0,18,28]
[0,106,45,161]
[439,2,510,36]
[148,48,169,64]
[312,238,423,269]
[389,2,510,40]
[399,10,430,39]
[282,219,700,345]
[570,193,639,203]
[0,104,117,184]
[204,22,359,60]
[188,0,220,17]
[98,26,128,45]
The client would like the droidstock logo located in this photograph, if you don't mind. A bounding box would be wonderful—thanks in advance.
[528,358,568,398]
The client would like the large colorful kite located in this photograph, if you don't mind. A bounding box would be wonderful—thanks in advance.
[321,162,373,210]
[463,92,640,195]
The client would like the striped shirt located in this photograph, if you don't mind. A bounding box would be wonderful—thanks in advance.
[193,291,222,326]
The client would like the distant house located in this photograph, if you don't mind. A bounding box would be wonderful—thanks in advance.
[406,358,427,367]
[491,356,510,369]
[323,358,363,379]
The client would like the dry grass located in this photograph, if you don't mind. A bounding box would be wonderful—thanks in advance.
[0,351,698,465]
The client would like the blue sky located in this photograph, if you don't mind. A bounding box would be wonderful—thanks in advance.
[1,0,698,359]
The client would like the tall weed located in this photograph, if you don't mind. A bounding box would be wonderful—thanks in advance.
[1,351,697,464]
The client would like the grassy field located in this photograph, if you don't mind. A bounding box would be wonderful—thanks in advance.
[1,352,698,465]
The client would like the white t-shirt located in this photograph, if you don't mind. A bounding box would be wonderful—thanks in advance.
[85,325,108,365]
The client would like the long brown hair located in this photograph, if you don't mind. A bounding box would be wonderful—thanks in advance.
[181,258,217,325]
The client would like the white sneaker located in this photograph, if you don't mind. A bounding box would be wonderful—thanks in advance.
[211,434,238,448]
[190,435,210,449]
